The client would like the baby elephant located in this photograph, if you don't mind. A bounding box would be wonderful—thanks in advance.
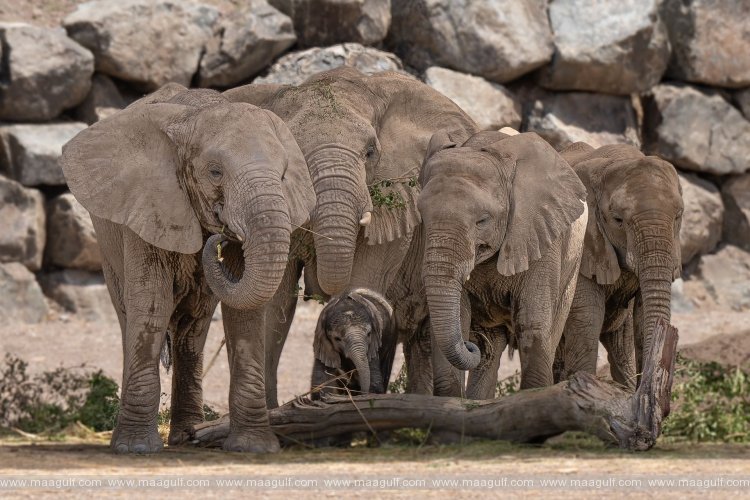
[311,289,395,398]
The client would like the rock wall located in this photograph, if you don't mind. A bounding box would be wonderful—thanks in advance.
[0,0,748,322]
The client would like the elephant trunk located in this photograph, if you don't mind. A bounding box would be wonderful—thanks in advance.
[422,230,481,371]
[202,184,291,310]
[308,147,370,295]
[633,213,675,362]
[343,333,370,394]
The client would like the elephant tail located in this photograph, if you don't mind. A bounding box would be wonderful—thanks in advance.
[160,331,172,372]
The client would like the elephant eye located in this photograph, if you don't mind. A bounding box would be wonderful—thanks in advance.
[612,214,624,226]
[476,215,491,227]
[207,163,223,181]
[365,144,377,160]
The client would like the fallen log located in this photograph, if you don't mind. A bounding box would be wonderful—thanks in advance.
[190,319,678,451]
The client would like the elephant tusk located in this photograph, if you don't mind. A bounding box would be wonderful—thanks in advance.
[359,211,372,226]
[498,126,520,136]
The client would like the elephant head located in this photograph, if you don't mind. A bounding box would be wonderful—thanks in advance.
[418,131,587,370]
[224,67,477,295]
[313,288,393,394]
[61,86,315,310]
[561,142,683,361]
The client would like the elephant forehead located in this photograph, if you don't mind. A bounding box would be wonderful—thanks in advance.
[426,149,502,180]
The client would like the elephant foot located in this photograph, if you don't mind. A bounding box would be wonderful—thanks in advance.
[223,427,280,453]
[111,423,163,454]
[167,420,200,447]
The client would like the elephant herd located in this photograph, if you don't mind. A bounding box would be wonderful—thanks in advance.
[59,67,684,454]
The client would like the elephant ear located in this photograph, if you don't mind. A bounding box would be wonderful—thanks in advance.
[313,296,342,369]
[348,288,393,360]
[60,103,203,254]
[482,133,587,276]
[263,110,316,228]
[363,73,478,246]
[574,158,622,285]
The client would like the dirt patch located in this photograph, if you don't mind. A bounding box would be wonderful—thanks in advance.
[680,330,750,368]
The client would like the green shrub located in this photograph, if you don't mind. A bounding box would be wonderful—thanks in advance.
[663,355,749,443]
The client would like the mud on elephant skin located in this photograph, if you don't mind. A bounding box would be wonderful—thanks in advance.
[60,84,316,454]
[224,67,478,408]
[418,130,589,393]
[311,289,395,398]
[555,142,683,391]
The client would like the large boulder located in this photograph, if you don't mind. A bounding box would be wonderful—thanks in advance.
[524,91,640,149]
[540,0,670,95]
[74,73,128,124]
[254,43,405,85]
[198,0,295,88]
[722,174,750,251]
[678,173,723,265]
[661,0,750,88]
[0,23,94,121]
[424,67,521,130]
[0,122,88,187]
[64,0,219,90]
[688,245,750,312]
[642,84,750,175]
[387,0,553,83]
[45,193,102,271]
[270,0,390,47]
[39,270,116,322]
[0,176,45,271]
[735,88,750,121]
[0,262,48,323]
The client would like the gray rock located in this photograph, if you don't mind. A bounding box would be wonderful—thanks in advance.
[40,270,115,322]
[424,67,521,130]
[643,84,750,175]
[64,0,219,90]
[678,173,723,265]
[0,23,94,121]
[661,0,750,88]
[541,0,670,95]
[45,193,102,271]
[0,262,48,323]
[0,176,45,271]
[735,88,750,121]
[74,74,128,124]
[0,122,88,186]
[269,0,390,47]
[525,91,640,150]
[690,245,750,312]
[722,174,750,252]
[255,43,405,85]
[387,0,553,83]
[198,0,295,88]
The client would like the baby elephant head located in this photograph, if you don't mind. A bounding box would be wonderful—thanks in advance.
[313,289,393,394]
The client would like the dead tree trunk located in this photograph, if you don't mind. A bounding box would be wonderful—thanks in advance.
[190,319,678,451]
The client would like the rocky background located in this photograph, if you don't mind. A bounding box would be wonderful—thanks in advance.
[0,0,749,328]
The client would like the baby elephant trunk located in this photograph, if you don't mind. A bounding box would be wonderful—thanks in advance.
[343,333,370,394]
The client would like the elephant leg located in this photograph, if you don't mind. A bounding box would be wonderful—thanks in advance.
[167,304,217,446]
[404,320,433,395]
[111,238,174,454]
[222,303,279,453]
[558,278,606,381]
[264,259,303,409]
[601,302,637,392]
[466,325,507,400]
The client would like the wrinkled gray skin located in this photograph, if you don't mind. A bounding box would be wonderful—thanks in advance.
[225,67,478,407]
[554,143,683,391]
[60,84,315,454]
[311,289,394,397]
[417,131,589,394]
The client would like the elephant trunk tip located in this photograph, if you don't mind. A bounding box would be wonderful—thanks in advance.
[450,340,481,371]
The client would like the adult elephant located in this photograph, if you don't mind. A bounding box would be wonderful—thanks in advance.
[60,85,315,453]
[555,142,683,391]
[224,67,479,407]
[417,130,589,393]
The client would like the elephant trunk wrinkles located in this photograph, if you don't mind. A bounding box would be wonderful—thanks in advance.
[633,213,674,361]
[422,231,481,371]
[343,334,370,394]
[202,182,290,310]
[308,147,368,295]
